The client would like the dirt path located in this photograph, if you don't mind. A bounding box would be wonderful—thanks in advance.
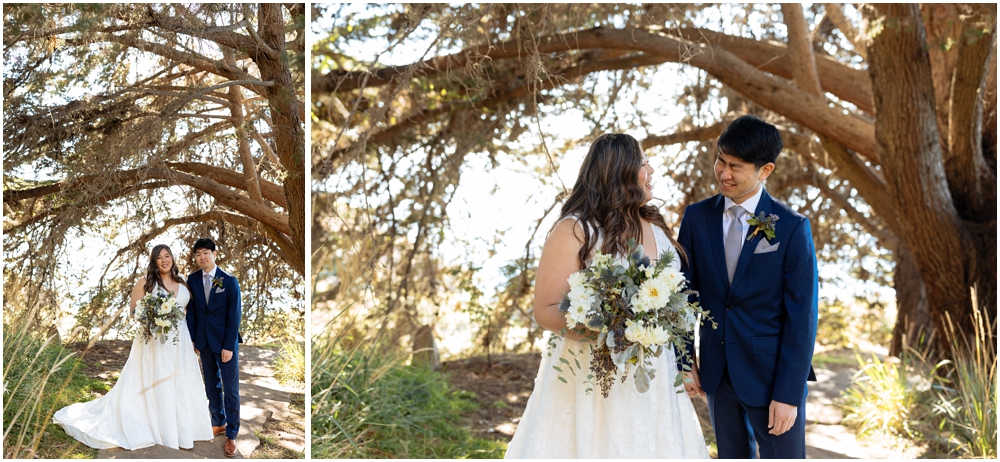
[67,340,304,459]
[443,349,913,459]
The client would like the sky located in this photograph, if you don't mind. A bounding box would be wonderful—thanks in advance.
[316,5,894,357]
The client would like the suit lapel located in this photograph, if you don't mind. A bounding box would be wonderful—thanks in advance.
[731,190,773,290]
[705,194,731,292]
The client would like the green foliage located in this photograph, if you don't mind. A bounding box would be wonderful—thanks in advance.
[274,340,306,386]
[3,316,109,459]
[312,315,507,458]
[841,351,942,440]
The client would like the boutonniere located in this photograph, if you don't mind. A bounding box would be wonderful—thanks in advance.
[746,212,779,241]
[211,276,224,289]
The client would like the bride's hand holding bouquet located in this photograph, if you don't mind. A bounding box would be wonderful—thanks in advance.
[557,239,715,397]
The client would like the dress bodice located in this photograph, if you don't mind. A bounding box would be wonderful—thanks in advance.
[562,215,681,271]
[152,283,190,308]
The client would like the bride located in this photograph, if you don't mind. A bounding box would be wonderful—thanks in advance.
[505,134,709,458]
[53,244,214,450]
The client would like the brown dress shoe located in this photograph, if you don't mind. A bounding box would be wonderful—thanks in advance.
[213,425,226,436]
[224,438,238,457]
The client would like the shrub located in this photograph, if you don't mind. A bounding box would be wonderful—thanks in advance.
[311,310,506,458]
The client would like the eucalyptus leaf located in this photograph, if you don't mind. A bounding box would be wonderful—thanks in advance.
[634,364,652,393]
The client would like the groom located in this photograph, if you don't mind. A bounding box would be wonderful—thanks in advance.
[678,115,818,458]
[186,238,242,457]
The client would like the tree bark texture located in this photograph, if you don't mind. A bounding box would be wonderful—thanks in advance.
[867,3,994,353]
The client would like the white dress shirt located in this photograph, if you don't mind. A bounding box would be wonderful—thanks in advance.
[722,186,765,252]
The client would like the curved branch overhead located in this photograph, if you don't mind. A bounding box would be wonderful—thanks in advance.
[4,3,305,276]
[319,26,874,113]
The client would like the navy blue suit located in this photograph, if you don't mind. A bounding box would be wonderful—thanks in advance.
[678,190,817,458]
[186,267,241,440]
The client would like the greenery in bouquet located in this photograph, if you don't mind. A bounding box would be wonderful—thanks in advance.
[134,290,185,344]
[556,239,715,397]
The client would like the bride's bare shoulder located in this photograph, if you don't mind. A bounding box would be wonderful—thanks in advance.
[549,216,586,242]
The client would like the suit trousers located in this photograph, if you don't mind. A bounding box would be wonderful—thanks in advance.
[707,368,807,459]
[200,346,241,440]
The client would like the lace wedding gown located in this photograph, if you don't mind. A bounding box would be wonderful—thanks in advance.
[53,284,214,450]
[505,219,710,458]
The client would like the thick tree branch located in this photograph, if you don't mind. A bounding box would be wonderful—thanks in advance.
[642,119,730,149]
[316,53,672,175]
[152,168,291,235]
[225,51,266,205]
[946,5,997,218]
[321,25,874,114]
[148,8,279,61]
[4,166,290,235]
[782,3,891,231]
[922,4,963,156]
[353,28,878,162]
[782,4,824,96]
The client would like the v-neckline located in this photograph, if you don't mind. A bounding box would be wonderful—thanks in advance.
[642,220,660,262]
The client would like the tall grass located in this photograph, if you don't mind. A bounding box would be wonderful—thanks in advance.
[842,297,997,458]
[3,313,103,458]
[841,348,943,440]
[311,308,506,458]
[929,300,996,458]
[274,339,306,385]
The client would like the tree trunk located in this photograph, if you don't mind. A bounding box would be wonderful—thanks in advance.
[889,241,931,356]
[866,4,993,358]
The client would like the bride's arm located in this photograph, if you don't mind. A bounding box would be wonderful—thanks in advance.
[128,277,145,318]
[533,218,597,343]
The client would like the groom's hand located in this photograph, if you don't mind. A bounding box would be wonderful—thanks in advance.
[682,368,705,399]
[221,349,233,363]
[768,400,798,435]
[193,342,199,355]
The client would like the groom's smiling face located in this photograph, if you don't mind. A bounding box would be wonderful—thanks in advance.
[714,152,774,204]
[195,248,217,271]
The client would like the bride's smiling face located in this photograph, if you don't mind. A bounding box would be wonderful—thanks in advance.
[155,248,173,274]
[638,155,654,204]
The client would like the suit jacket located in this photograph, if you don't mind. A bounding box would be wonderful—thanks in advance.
[186,267,242,354]
[678,190,818,407]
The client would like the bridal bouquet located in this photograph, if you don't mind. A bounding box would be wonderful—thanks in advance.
[557,240,714,397]
[135,291,184,344]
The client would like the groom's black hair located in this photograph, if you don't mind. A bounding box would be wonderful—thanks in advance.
[717,115,783,169]
[193,238,217,252]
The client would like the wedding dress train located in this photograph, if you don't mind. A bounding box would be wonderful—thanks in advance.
[505,219,710,458]
[53,284,214,450]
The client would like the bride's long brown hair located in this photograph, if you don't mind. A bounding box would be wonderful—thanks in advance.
[558,133,687,269]
[144,244,187,294]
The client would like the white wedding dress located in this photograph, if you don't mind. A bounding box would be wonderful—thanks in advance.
[505,219,710,458]
[53,284,214,450]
